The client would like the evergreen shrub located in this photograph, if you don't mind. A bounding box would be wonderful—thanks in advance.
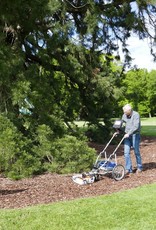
[0,115,96,179]
[44,135,96,174]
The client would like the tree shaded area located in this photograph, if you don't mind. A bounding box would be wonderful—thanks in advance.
[0,0,155,178]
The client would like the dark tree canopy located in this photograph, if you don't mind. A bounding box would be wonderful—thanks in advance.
[0,0,156,178]
[0,0,155,129]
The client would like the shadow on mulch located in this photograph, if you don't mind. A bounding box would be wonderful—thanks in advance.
[141,136,156,144]
[0,188,28,195]
[143,162,156,171]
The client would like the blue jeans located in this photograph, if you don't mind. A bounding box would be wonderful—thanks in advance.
[124,134,143,172]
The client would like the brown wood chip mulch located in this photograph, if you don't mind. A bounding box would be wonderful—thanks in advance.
[0,136,156,209]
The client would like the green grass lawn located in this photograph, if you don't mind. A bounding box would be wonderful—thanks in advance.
[141,117,156,136]
[0,183,156,230]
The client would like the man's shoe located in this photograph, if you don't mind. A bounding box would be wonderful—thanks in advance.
[125,170,133,176]
[136,169,142,173]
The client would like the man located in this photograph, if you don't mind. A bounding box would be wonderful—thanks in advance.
[122,104,143,174]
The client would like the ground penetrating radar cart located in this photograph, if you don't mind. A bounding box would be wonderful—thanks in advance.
[72,120,126,185]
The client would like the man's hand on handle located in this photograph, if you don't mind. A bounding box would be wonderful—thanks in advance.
[124,133,129,138]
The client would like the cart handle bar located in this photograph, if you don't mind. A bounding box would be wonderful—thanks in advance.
[100,132,117,154]
[109,135,125,159]
[95,132,124,165]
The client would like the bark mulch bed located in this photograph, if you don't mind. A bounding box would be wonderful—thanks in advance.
[0,136,156,209]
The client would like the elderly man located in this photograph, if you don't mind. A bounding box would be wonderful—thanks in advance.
[122,104,143,174]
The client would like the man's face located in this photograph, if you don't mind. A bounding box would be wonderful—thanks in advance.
[123,109,132,116]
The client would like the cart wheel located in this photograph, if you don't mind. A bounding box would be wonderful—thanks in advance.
[112,164,125,181]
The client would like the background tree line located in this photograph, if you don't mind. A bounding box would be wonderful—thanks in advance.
[119,68,156,118]
[0,0,155,179]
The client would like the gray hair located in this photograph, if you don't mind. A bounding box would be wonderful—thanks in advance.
[123,104,132,111]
